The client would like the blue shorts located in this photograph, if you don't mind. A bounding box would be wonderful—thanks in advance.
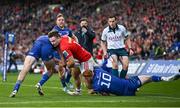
[107,48,129,56]
[123,76,142,96]
[28,39,60,61]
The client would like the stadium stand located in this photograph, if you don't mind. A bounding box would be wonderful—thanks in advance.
[0,0,179,64]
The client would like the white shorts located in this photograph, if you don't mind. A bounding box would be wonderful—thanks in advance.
[80,57,98,73]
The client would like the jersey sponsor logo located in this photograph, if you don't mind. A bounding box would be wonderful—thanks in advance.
[108,35,122,41]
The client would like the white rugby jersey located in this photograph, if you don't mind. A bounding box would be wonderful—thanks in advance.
[101,24,128,49]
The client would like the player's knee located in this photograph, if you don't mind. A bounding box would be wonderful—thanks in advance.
[112,64,118,69]
[122,63,129,69]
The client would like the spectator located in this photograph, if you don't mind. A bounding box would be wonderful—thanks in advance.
[74,18,95,55]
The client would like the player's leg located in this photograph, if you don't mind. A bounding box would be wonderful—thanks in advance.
[74,57,96,95]
[117,48,129,78]
[138,74,180,86]
[109,55,119,77]
[10,56,36,97]
[35,59,56,96]
[119,56,129,78]
[71,67,81,95]
[58,64,72,92]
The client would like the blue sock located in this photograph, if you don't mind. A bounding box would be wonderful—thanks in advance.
[65,73,71,83]
[120,70,127,78]
[61,77,67,88]
[38,72,51,86]
[112,69,119,77]
[13,80,22,92]
[152,76,162,82]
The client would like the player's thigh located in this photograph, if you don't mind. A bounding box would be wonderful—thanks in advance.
[81,57,95,73]
[23,56,36,70]
[44,59,56,73]
[119,56,129,67]
[17,56,36,80]
[109,55,118,68]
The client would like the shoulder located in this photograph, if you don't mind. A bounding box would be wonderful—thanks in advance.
[117,24,126,31]
[102,26,109,33]
[64,27,72,31]
[53,25,59,30]
[36,35,48,41]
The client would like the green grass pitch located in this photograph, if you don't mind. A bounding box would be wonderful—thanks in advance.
[0,73,180,107]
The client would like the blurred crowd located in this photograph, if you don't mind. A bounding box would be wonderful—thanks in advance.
[0,0,179,64]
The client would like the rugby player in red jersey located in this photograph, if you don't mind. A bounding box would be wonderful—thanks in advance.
[48,30,97,95]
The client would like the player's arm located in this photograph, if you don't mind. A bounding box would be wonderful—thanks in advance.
[57,49,66,67]
[101,40,107,58]
[66,56,75,68]
[125,36,134,56]
[122,26,134,56]
[69,30,79,43]
[101,29,108,58]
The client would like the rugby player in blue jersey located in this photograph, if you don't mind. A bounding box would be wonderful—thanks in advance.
[82,61,180,96]
[52,13,78,92]
[9,35,69,97]
[53,13,78,41]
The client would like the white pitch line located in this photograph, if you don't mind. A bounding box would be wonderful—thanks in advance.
[0,82,60,89]
[147,96,180,100]
[1,82,180,100]
[0,100,179,105]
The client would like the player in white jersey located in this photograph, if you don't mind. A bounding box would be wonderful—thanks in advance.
[101,15,134,78]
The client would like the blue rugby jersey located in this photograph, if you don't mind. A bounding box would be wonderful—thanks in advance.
[92,67,141,96]
[28,35,60,61]
[53,25,73,37]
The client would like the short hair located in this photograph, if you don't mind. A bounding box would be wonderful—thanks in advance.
[56,13,64,19]
[80,17,88,22]
[48,30,60,38]
[108,15,116,20]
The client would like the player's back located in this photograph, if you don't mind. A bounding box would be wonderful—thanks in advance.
[36,35,52,45]
[92,67,136,96]
[60,36,91,62]
[29,35,57,61]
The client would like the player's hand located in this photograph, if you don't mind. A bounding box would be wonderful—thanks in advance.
[88,89,97,95]
[100,92,110,96]
[59,60,66,67]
